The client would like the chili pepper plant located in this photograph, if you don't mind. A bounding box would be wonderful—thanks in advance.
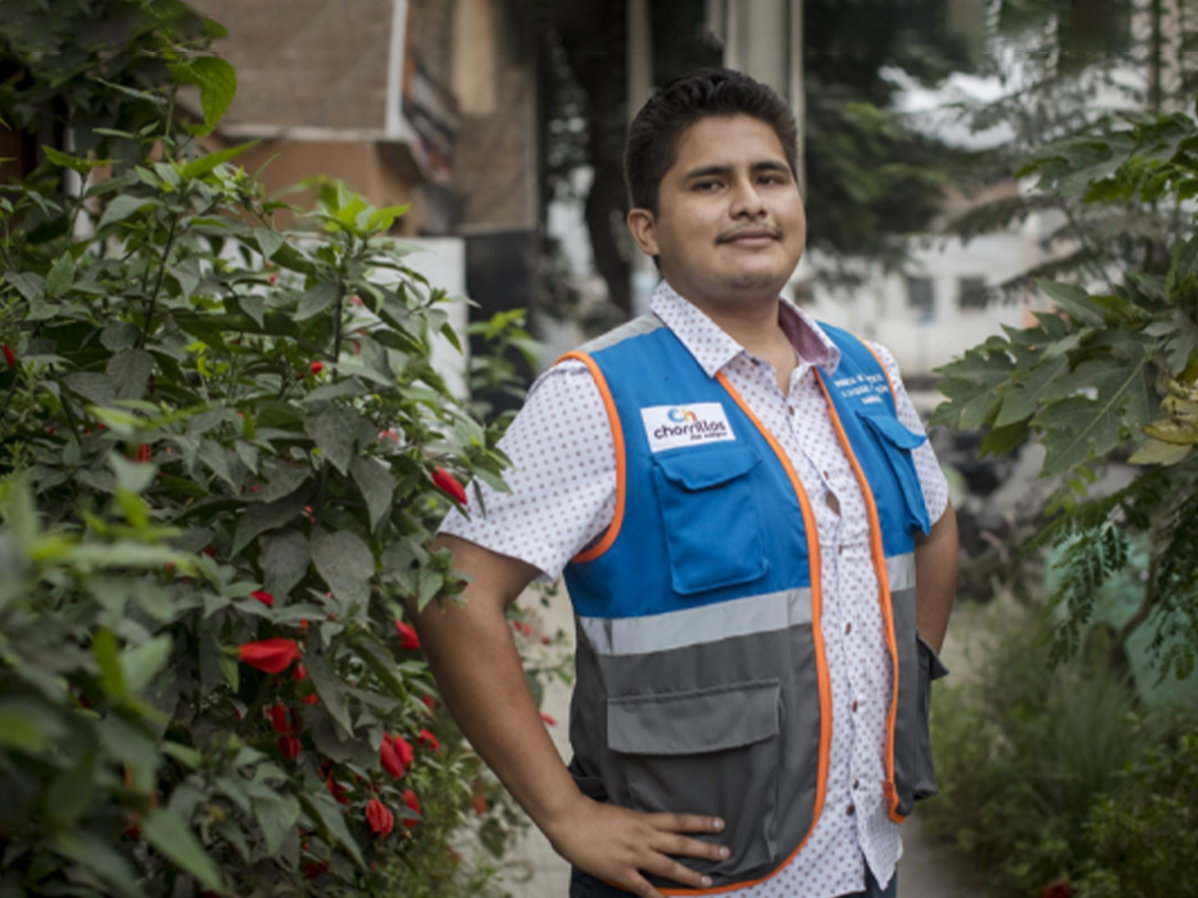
[0,2,537,896]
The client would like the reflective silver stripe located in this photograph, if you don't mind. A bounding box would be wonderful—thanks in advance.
[579,587,812,656]
[886,552,916,592]
[577,313,663,354]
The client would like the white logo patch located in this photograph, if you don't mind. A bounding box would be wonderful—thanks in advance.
[640,403,736,453]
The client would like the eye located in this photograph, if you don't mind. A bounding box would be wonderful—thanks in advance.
[692,180,720,192]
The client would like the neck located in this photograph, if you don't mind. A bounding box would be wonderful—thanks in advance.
[670,283,789,360]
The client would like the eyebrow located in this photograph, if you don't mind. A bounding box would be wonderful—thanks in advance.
[682,159,792,181]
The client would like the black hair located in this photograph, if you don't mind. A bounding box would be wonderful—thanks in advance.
[624,68,799,215]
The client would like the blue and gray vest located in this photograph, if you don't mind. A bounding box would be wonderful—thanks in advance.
[560,314,948,892]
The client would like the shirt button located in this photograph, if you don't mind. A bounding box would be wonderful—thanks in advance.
[845,622,852,635]
[846,804,856,816]
[852,700,859,712]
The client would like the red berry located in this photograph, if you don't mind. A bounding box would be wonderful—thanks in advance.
[2,345,15,368]
[309,361,324,375]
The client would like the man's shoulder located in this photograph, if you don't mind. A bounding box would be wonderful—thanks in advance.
[573,313,666,357]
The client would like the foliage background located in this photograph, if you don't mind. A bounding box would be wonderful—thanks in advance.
[0,3,555,897]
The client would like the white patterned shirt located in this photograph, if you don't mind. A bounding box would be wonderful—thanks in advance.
[440,281,949,898]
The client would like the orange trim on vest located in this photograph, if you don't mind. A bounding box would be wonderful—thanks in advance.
[813,369,905,824]
[659,373,831,897]
[558,351,627,564]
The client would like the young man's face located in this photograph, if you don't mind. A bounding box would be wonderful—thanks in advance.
[628,114,806,310]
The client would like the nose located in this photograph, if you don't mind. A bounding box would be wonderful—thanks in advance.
[730,175,766,219]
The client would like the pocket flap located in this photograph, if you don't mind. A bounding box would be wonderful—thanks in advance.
[856,405,928,450]
[917,634,950,681]
[607,680,780,755]
[653,446,761,491]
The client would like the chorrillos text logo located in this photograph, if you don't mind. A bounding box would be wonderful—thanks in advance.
[641,403,736,453]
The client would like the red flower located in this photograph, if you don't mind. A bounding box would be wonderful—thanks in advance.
[269,272,279,285]
[541,713,557,727]
[326,772,349,805]
[395,620,421,650]
[277,735,301,760]
[266,703,292,734]
[310,360,324,375]
[238,638,301,674]
[303,860,329,880]
[431,466,467,504]
[301,693,318,705]
[298,618,310,634]
[392,734,414,768]
[380,737,406,779]
[203,545,217,557]
[135,444,152,463]
[2,345,15,368]
[421,694,437,713]
[417,728,440,752]
[293,663,307,681]
[401,789,421,828]
[365,798,394,839]
[251,590,274,607]
[1040,882,1074,898]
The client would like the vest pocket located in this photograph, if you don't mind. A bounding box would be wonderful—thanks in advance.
[852,405,932,534]
[607,680,782,880]
[651,446,769,595]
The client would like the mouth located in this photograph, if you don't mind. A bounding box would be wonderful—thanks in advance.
[718,228,780,246]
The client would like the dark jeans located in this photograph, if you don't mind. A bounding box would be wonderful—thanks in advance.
[568,866,898,897]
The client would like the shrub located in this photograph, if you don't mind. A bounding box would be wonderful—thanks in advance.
[0,3,539,897]
[922,605,1150,897]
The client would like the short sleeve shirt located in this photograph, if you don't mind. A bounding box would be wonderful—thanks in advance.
[440,281,949,898]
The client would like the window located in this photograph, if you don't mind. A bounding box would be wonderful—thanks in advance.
[906,276,934,319]
[958,276,987,311]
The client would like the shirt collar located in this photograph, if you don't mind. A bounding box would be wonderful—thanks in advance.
[650,280,841,378]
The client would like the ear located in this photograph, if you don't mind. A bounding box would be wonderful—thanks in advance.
[626,207,660,258]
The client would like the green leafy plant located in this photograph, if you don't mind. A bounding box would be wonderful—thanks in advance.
[932,105,1198,681]
[0,3,546,897]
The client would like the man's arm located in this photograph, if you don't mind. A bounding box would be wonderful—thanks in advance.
[412,534,728,898]
[913,500,958,653]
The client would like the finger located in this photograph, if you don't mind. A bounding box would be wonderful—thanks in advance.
[652,832,730,864]
[640,853,714,891]
[644,812,725,834]
[626,872,666,898]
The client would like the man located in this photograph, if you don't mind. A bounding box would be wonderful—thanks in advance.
[415,69,958,898]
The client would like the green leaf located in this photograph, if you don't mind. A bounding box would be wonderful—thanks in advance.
[301,791,365,869]
[253,792,301,857]
[42,146,112,175]
[53,831,145,898]
[98,195,158,231]
[1034,355,1155,477]
[44,252,76,299]
[93,628,126,699]
[350,456,395,531]
[107,349,155,401]
[1167,234,1198,300]
[251,459,311,505]
[0,700,61,753]
[140,810,224,893]
[994,356,1069,426]
[260,529,310,601]
[121,636,172,694]
[296,281,339,321]
[1037,280,1105,327]
[311,529,373,606]
[1128,438,1192,466]
[304,653,353,734]
[253,227,284,262]
[190,57,238,130]
[43,751,96,825]
[303,403,361,475]
[180,140,259,181]
[110,455,157,494]
[231,485,310,556]
[6,270,45,304]
[162,742,203,769]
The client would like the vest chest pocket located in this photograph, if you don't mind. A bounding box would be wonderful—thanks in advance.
[651,446,769,595]
[852,404,932,534]
[608,680,782,880]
